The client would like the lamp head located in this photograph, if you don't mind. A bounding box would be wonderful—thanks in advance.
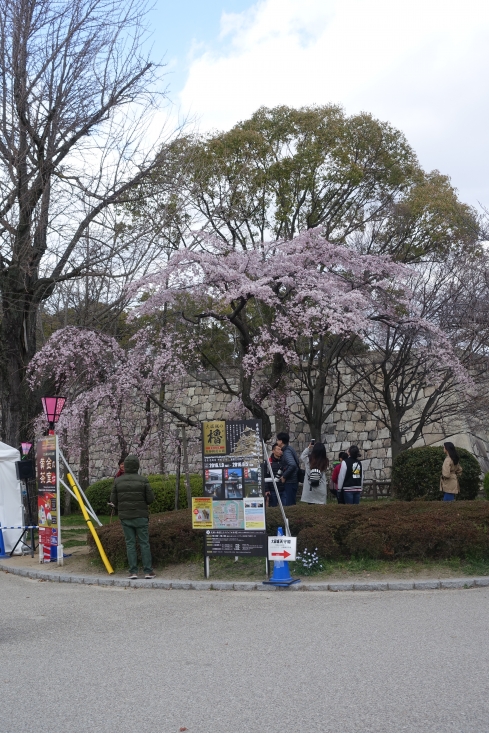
[41,396,66,433]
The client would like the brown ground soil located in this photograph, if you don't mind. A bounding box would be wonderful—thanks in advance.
[3,545,489,583]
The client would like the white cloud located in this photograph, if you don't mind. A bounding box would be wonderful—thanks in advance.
[178,0,489,206]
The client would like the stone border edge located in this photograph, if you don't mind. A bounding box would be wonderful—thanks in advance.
[2,562,489,592]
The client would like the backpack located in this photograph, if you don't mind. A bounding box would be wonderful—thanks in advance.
[309,468,321,489]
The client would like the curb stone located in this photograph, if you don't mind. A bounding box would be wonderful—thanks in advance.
[1,562,488,592]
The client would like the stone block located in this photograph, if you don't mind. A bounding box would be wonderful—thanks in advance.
[387,581,414,591]
[97,577,114,586]
[328,582,354,591]
[440,579,473,589]
[189,581,212,590]
[353,582,387,591]
[172,581,193,590]
[413,580,440,590]
[474,577,489,587]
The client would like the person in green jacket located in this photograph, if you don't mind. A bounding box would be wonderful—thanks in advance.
[110,455,155,579]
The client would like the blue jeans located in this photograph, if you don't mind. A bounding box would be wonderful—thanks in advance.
[282,482,298,506]
[343,491,361,505]
[443,493,455,501]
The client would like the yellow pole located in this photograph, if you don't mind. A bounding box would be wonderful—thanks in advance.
[67,473,114,575]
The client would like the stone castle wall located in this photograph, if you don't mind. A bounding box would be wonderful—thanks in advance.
[82,369,489,484]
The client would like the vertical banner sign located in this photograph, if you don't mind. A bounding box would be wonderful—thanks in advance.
[36,436,59,562]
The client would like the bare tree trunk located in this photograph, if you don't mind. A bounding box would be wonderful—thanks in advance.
[181,425,191,507]
[158,382,166,475]
[79,408,90,490]
[174,435,181,511]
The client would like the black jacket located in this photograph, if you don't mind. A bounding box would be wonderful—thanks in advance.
[280,444,300,483]
[110,455,155,520]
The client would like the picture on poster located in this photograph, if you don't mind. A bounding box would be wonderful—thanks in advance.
[224,467,243,499]
[191,497,213,529]
[212,500,245,529]
[244,467,261,497]
[204,468,224,500]
[243,497,266,530]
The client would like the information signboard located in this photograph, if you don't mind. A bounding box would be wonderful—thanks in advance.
[243,497,266,530]
[204,529,267,558]
[36,436,59,562]
[268,535,297,562]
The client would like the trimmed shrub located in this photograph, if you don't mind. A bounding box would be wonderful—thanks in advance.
[84,478,113,515]
[84,473,203,516]
[90,501,489,567]
[392,446,481,501]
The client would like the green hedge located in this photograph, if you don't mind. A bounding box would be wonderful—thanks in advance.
[84,473,203,516]
[90,501,489,567]
[391,446,481,501]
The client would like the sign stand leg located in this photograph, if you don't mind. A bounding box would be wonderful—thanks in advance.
[265,557,270,578]
[205,556,210,579]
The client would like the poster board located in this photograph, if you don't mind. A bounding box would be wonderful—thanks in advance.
[199,420,267,566]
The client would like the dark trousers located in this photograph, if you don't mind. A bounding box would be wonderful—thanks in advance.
[269,489,285,507]
[343,491,361,505]
[282,482,298,506]
[121,517,153,574]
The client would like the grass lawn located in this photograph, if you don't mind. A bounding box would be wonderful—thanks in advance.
[60,514,113,527]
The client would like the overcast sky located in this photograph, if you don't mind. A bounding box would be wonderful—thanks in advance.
[151,0,489,209]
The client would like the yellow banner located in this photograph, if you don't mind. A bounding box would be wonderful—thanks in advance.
[192,497,214,529]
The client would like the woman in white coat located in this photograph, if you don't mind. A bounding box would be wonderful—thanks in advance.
[300,442,329,504]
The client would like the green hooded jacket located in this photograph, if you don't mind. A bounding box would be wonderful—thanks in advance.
[110,455,155,520]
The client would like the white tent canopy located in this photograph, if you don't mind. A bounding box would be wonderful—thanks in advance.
[0,441,23,554]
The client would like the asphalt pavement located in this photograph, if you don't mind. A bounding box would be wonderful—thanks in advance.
[1,571,488,733]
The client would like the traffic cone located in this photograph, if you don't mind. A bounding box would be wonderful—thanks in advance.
[263,526,300,587]
[0,525,8,559]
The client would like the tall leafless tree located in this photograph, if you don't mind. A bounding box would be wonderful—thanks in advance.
[0,0,174,445]
[345,257,489,460]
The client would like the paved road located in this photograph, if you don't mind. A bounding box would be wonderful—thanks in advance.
[1,572,489,733]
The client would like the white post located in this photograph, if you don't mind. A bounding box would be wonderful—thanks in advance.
[56,435,63,566]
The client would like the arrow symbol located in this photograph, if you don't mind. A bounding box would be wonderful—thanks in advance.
[271,551,291,559]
